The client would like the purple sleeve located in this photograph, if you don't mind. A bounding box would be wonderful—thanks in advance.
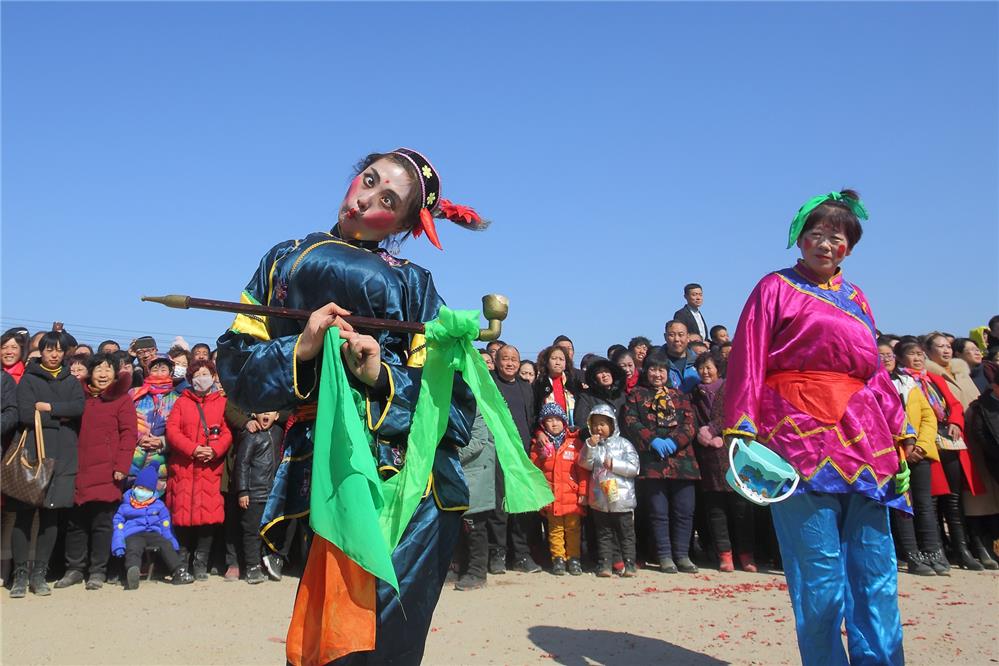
[723,276,779,439]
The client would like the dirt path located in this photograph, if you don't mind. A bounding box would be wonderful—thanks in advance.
[2,567,996,665]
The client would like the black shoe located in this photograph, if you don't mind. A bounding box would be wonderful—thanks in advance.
[971,536,999,570]
[551,557,566,576]
[262,554,283,582]
[85,573,106,590]
[923,549,951,576]
[192,552,210,580]
[955,546,985,571]
[905,552,935,576]
[488,553,507,575]
[55,569,85,589]
[676,557,699,574]
[567,558,583,576]
[124,566,141,590]
[659,557,678,574]
[622,560,638,577]
[595,563,613,578]
[512,557,541,573]
[29,564,50,596]
[454,575,487,591]
[246,565,267,585]
[9,567,28,599]
[171,566,194,585]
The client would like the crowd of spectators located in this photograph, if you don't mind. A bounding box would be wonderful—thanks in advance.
[1,284,997,602]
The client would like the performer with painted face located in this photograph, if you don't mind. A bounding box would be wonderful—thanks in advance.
[216,149,488,665]
[723,190,916,666]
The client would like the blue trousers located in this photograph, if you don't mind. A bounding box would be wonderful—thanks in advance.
[642,479,696,561]
[771,492,904,666]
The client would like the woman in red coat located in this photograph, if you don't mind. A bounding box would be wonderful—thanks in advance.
[55,353,138,590]
[165,359,232,580]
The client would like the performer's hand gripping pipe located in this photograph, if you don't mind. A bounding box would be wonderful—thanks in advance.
[141,293,510,341]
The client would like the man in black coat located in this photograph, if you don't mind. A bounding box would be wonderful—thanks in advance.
[492,344,542,574]
[672,283,709,340]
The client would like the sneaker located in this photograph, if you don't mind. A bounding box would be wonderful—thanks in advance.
[612,560,625,573]
[551,557,566,576]
[676,557,699,574]
[29,565,50,596]
[923,549,951,576]
[595,563,613,578]
[622,560,638,577]
[659,557,678,574]
[717,551,734,573]
[567,558,583,576]
[171,566,194,585]
[454,575,487,591]
[223,564,241,582]
[905,552,935,577]
[55,569,85,589]
[487,553,507,575]
[262,554,284,582]
[192,554,210,581]
[512,557,541,574]
[9,567,28,599]
[124,566,141,591]
[85,573,106,590]
[246,565,266,585]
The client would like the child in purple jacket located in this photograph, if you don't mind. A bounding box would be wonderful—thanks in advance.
[111,465,194,590]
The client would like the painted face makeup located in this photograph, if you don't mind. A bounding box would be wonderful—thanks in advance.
[798,222,851,280]
[338,158,415,242]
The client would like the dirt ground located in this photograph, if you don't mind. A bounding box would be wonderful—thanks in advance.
[1,566,996,665]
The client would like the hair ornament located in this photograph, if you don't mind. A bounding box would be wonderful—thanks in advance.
[787,191,869,249]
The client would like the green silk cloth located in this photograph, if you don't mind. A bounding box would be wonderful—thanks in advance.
[309,307,554,592]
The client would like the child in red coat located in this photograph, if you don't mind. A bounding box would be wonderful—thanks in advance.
[530,402,589,576]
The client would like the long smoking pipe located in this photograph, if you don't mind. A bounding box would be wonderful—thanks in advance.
[141,293,510,342]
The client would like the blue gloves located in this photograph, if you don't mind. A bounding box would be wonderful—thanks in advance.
[651,437,678,458]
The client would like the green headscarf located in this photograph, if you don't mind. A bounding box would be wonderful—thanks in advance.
[787,192,869,249]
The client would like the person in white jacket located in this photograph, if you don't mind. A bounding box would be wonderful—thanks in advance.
[578,404,640,577]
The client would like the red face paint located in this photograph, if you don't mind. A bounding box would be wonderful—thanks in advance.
[802,237,815,252]
[836,243,847,260]
[361,210,396,230]
[345,175,362,202]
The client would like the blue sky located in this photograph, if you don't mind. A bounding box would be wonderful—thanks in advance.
[3,2,997,361]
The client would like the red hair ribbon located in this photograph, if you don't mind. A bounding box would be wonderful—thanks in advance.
[414,208,443,251]
[438,198,481,226]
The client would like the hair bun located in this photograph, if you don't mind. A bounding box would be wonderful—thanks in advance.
[839,188,861,201]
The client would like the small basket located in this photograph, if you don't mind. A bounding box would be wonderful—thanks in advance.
[725,438,799,506]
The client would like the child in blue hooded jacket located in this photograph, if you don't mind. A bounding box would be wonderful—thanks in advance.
[111,465,194,589]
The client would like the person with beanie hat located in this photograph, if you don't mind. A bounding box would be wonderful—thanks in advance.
[111,465,194,590]
[530,402,588,576]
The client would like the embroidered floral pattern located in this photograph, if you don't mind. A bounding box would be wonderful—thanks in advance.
[426,192,436,206]
[422,165,433,179]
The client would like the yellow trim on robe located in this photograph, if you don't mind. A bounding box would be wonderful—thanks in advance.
[365,362,395,432]
[293,335,317,400]
[260,509,311,553]
[230,291,271,341]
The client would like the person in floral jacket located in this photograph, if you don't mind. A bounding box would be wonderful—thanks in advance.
[621,351,699,573]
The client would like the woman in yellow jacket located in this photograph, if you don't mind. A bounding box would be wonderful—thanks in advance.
[881,342,948,575]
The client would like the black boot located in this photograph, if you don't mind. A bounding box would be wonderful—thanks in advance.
[487,550,507,575]
[29,563,50,596]
[905,552,935,576]
[192,552,210,580]
[940,493,984,571]
[9,566,29,599]
[923,549,951,576]
[171,566,194,585]
[970,534,999,570]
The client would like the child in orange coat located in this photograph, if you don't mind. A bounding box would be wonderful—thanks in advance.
[530,402,589,576]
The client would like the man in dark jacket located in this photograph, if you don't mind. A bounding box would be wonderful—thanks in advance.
[492,344,542,573]
[234,410,283,584]
[672,283,709,340]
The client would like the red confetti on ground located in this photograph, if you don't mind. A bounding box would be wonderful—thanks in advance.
[267,637,286,644]
[902,619,919,626]
[775,618,786,623]
[430,628,439,633]
[914,636,926,641]
[943,601,968,606]
[629,580,788,600]
[717,632,730,640]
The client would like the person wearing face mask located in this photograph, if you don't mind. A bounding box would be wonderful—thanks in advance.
[10,331,85,598]
[127,356,180,497]
[165,359,233,581]
[55,353,137,590]
[168,346,191,391]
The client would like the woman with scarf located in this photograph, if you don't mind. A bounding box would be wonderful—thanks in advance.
[621,351,699,574]
[612,349,640,395]
[9,331,85,598]
[1,327,29,384]
[128,356,180,496]
[533,345,580,428]
[55,352,137,590]
[723,190,915,665]
[895,340,989,570]
[692,353,755,573]
[216,149,487,666]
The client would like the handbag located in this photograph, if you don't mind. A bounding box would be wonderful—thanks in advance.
[936,430,968,451]
[1,410,56,506]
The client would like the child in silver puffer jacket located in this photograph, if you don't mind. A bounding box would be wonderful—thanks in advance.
[578,404,640,577]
